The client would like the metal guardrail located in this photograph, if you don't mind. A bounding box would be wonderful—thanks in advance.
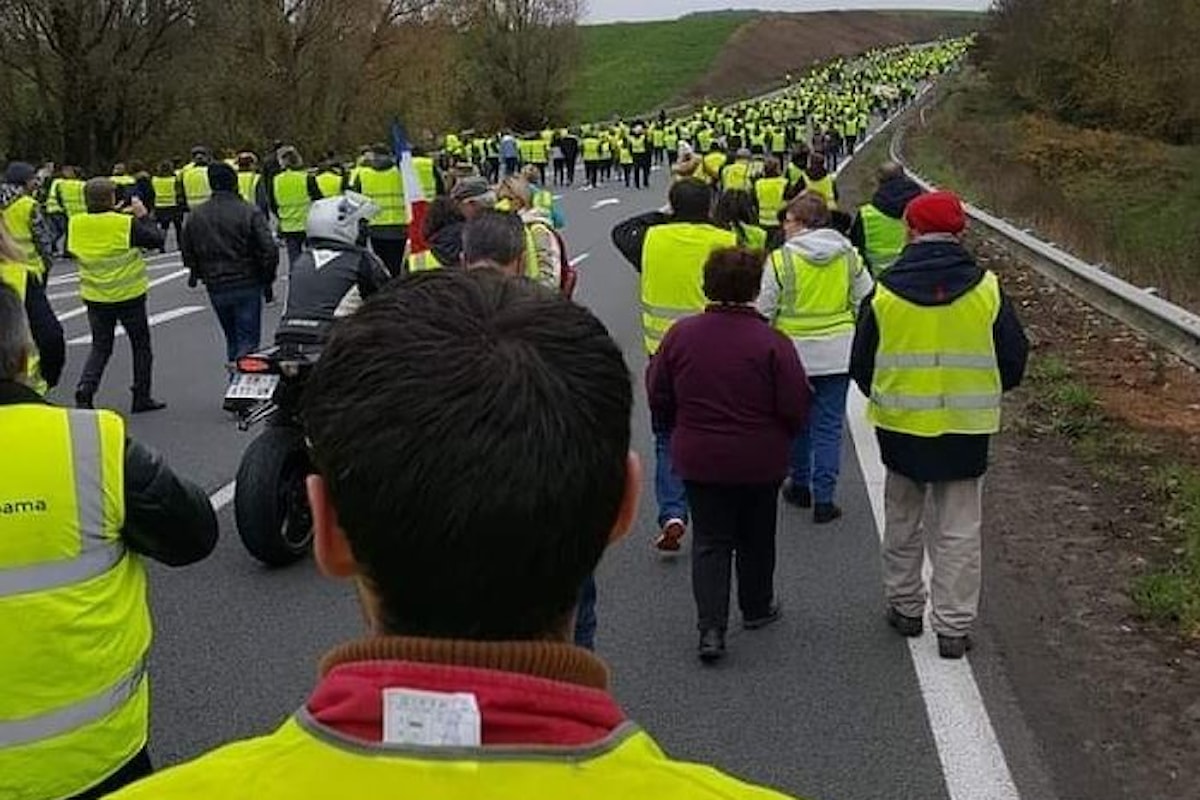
[888,93,1200,370]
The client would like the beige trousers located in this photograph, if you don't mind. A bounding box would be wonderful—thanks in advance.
[881,470,984,636]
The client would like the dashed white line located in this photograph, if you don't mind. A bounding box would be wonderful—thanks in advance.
[568,252,590,267]
[209,480,236,512]
[67,304,206,345]
[55,269,191,322]
[49,258,185,288]
[590,198,621,210]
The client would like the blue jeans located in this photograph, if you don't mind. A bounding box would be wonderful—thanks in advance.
[574,574,597,650]
[790,373,850,504]
[654,429,688,527]
[208,285,263,363]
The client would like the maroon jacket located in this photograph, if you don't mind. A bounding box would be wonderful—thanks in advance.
[648,305,811,485]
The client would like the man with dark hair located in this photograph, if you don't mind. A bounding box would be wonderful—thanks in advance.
[69,178,166,412]
[460,210,525,275]
[611,178,736,552]
[105,269,796,799]
[849,161,924,275]
[180,163,279,370]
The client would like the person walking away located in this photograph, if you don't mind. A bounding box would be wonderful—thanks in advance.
[414,196,465,270]
[520,165,564,229]
[850,191,1027,659]
[43,165,67,255]
[309,159,347,200]
[630,125,652,189]
[235,152,268,214]
[560,129,580,186]
[69,179,166,413]
[755,158,789,248]
[151,160,184,251]
[350,145,408,276]
[720,148,753,193]
[274,193,391,349]
[0,281,218,800]
[713,190,767,251]
[103,269,802,800]
[1,162,64,389]
[581,132,602,189]
[180,164,278,374]
[802,152,837,210]
[527,135,549,186]
[702,142,727,186]
[499,132,519,177]
[270,146,312,272]
[496,177,563,291]
[672,142,703,183]
[617,137,634,188]
[611,179,737,552]
[849,161,923,275]
[649,247,810,662]
[179,146,212,210]
[758,192,873,523]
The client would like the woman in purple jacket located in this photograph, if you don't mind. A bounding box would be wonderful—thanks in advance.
[648,247,811,663]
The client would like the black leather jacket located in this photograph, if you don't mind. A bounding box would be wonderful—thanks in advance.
[275,239,391,345]
[0,381,218,566]
[180,191,279,291]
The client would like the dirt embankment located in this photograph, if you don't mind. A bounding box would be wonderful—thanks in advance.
[686,11,980,103]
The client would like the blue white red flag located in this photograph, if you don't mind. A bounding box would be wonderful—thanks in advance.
[391,120,429,263]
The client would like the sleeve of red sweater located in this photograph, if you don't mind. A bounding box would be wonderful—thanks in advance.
[773,334,811,436]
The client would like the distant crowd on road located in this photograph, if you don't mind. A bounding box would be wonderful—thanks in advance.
[0,36,1026,800]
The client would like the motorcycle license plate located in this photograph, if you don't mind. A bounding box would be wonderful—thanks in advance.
[225,374,280,401]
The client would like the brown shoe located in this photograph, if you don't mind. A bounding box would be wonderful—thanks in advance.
[654,518,686,552]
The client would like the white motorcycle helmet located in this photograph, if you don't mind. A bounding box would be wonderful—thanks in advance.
[305,191,380,246]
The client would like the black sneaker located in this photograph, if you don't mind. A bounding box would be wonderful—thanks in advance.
[938,634,973,660]
[813,503,842,524]
[131,397,167,414]
[886,607,924,637]
[698,628,726,664]
[781,479,812,509]
[743,602,783,630]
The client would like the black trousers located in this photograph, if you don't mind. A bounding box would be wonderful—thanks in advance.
[584,160,600,188]
[634,155,651,189]
[370,235,407,276]
[69,748,152,800]
[281,232,306,273]
[621,163,632,187]
[156,209,184,251]
[685,481,780,632]
[564,156,577,184]
[78,294,153,398]
[25,277,65,388]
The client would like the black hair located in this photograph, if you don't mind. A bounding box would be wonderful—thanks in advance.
[462,210,525,266]
[302,270,633,640]
[421,196,465,240]
[668,178,713,223]
[712,189,758,230]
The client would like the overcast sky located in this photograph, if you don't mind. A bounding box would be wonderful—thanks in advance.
[584,0,990,24]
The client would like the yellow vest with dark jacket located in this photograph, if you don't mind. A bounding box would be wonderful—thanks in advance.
[272,170,312,234]
[641,223,737,354]
[0,405,151,800]
[1,195,45,280]
[102,715,794,800]
[68,212,149,303]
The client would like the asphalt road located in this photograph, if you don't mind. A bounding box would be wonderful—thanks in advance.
[42,161,1057,800]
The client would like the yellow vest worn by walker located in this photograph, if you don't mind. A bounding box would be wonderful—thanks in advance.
[104,713,793,800]
[356,166,408,227]
[151,175,180,209]
[68,212,149,304]
[641,223,737,355]
[857,204,908,274]
[768,247,857,340]
[0,405,151,800]
[1,195,46,281]
[180,164,211,208]
[272,170,312,234]
[869,271,1003,437]
[0,260,47,393]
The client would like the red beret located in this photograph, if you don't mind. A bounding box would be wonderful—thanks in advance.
[904,191,966,236]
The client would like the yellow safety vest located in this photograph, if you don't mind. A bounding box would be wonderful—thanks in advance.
[869,271,1003,437]
[641,223,737,354]
[0,261,46,393]
[273,170,312,234]
[44,180,64,215]
[314,172,344,199]
[57,179,88,217]
[858,204,908,274]
[0,405,150,800]
[629,135,647,155]
[804,174,837,209]
[755,177,788,227]
[523,222,555,288]
[356,167,407,227]
[581,138,601,161]
[528,140,549,164]
[180,164,211,208]
[151,176,179,209]
[412,157,437,199]
[701,152,726,183]
[769,247,857,339]
[101,716,792,800]
[238,172,262,205]
[720,162,752,192]
[68,213,149,303]
[407,250,439,273]
[1,195,45,280]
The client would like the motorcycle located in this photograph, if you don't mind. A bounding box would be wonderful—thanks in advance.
[224,345,320,567]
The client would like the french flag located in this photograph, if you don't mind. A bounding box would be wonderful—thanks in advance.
[391,120,429,269]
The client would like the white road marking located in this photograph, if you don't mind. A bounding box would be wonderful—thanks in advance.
[553,194,564,200]
[209,480,236,512]
[590,198,621,210]
[67,304,206,345]
[55,269,191,322]
[49,258,184,287]
[568,252,590,267]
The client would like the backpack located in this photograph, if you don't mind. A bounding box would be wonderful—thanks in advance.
[550,227,578,299]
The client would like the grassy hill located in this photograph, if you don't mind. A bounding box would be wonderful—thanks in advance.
[568,9,982,122]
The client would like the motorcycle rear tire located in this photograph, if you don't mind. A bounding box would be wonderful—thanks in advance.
[234,426,313,567]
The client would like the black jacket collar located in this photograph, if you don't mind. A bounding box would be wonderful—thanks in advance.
[0,379,49,406]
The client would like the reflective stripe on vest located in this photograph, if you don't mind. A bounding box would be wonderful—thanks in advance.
[755,177,788,226]
[0,406,151,800]
[273,170,312,234]
[858,204,907,274]
[44,180,64,215]
[57,179,88,217]
[769,247,856,339]
[151,176,179,209]
[357,167,407,226]
[1,195,43,278]
[0,261,46,393]
[68,213,149,303]
[868,271,1003,437]
[641,223,737,355]
[238,172,262,204]
[181,165,211,207]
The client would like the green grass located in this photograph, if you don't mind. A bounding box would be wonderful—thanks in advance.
[1028,357,1105,439]
[1133,465,1200,637]
[569,12,756,122]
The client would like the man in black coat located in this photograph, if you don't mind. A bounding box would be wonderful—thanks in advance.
[180,164,278,368]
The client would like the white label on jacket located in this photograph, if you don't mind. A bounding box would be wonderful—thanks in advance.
[382,688,482,747]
